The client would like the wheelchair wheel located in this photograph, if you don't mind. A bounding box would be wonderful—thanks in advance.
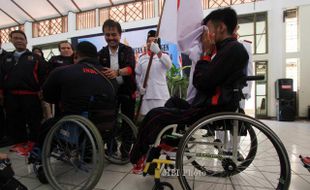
[176,112,291,190]
[104,113,138,165]
[152,182,174,190]
[189,123,257,176]
[42,115,104,190]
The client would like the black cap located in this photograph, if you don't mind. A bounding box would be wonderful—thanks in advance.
[76,41,97,58]
[147,30,156,39]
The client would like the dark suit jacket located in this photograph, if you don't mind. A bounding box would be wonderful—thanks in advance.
[98,43,136,99]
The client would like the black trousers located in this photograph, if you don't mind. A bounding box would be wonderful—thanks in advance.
[118,94,136,156]
[130,100,236,164]
[4,94,43,143]
[0,105,6,140]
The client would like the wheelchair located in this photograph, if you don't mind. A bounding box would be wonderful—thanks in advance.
[141,76,291,190]
[29,97,138,190]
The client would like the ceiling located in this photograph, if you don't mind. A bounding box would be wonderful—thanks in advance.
[0,0,135,29]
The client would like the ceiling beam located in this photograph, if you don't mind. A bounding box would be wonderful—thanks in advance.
[10,0,37,22]
[46,0,63,17]
[0,8,21,25]
[104,0,143,9]
[109,0,114,6]
[70,0,82,12]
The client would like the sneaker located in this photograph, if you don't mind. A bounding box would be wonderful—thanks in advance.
[11,141,35,157]
[223,151,244,161]
[202,130,215,137]
[132,155,146,174]
[104,149,117,157]
[10,142,26,152]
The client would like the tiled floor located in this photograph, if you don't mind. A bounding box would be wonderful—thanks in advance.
[1,119,310,190]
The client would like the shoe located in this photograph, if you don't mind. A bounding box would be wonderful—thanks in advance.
[11,141,36,157]
[202,130,215,137]
[105,149,117,157]
[132,155,146,174]
[223,151,244,161]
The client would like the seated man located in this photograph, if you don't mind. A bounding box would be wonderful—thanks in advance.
[42,41,118,138]
[130,7,249,166]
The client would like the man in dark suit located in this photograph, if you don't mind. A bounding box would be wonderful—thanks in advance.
[0,39,8,145]
[0,30,46,144]
[98,19,136,159]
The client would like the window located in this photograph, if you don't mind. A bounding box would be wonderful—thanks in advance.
[238,12,267,54]
[286,58,299,91]
[284,9,298,53]
[255,61,268,117]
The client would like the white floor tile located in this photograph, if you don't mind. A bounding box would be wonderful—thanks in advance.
[95,170,127,190]
[1,119,310,189]
[289,174,310,190]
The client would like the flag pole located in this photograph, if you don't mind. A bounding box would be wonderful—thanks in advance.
[135,0,166,122]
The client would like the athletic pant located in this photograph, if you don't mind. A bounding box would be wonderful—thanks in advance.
[4,93,42,143]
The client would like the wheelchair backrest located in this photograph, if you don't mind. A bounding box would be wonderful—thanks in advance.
[87,94,117,132]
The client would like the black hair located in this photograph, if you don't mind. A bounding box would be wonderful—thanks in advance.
[58,41,73,51]
[76,41,98,58]
[202,7,237,35]
[9,30,27,40]
[102,19,122,34]
[146,30,162,49]
[32,47,44,58]
[147,30,156,39]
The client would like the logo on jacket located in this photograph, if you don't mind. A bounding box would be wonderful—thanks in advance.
[6,58,12,62]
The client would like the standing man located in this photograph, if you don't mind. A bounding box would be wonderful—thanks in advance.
[0,30,46,144]
[98,19,136,159]
[48,41,74,117]
[0,39,8,145]
[136,30,172,116]
[48,41,74,72]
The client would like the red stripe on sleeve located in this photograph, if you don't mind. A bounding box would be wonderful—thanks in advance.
[211,87,221,105]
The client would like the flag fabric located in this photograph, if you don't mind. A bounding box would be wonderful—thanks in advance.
[159,0,204,52]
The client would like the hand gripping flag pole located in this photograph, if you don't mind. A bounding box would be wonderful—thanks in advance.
[135,0,166,122]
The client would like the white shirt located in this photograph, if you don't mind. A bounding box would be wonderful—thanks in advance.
[109,47,123,85]
[136,52,172,100]
[240,40,253,99]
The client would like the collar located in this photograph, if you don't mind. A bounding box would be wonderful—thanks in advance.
[147,50,152,56]
[215,37,236,51]
[78,57,99,65]
[14,50,27,58]
[109,46,119,56]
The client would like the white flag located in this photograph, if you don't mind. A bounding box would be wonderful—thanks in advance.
[159,0,204,52]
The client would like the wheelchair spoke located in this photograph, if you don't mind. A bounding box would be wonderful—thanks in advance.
[42,115,104,190]
[176,113,291,190]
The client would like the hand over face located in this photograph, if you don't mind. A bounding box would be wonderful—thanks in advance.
[150,42,161,54]
[201,27,215,54]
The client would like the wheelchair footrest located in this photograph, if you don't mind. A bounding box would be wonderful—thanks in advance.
[161,135,180,148]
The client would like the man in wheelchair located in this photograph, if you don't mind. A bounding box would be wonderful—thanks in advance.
[42,41,117,133]
[30,41,118,160]
[130,7,249,168]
